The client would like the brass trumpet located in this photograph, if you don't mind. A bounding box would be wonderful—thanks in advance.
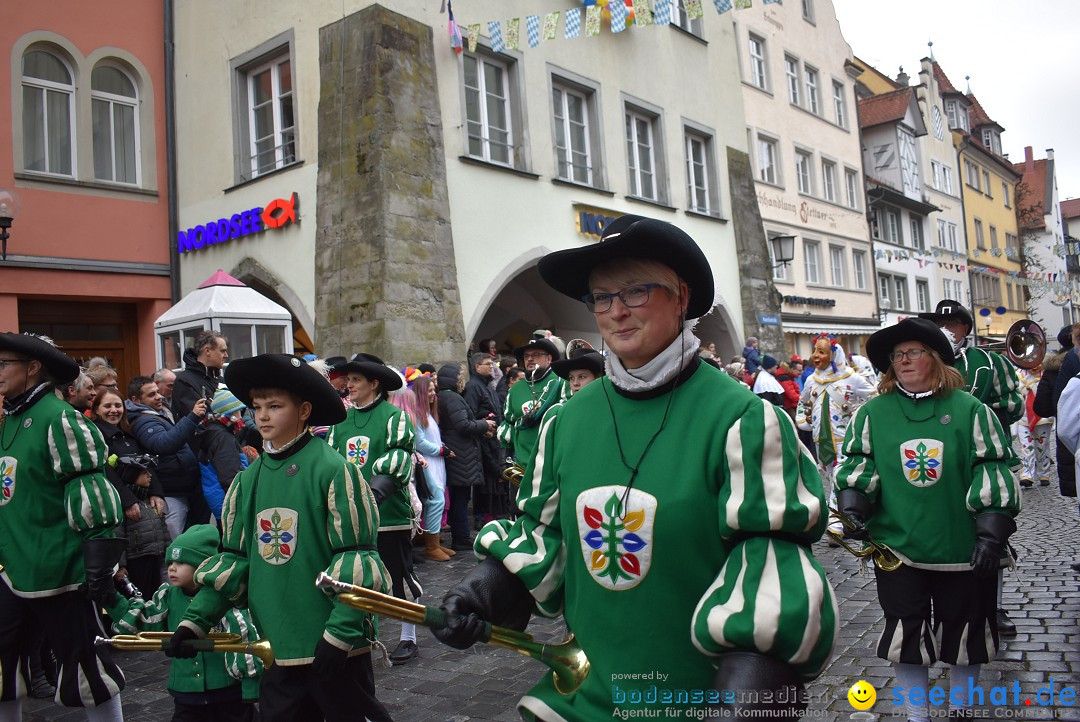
[826,509,902,572]
[315,573,589,695]
[501,460,525,488]
[95,631,275,667]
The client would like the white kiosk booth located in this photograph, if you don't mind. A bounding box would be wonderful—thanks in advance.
[154,270,294,368]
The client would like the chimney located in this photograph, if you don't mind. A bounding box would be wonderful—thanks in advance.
[1025,146,1034,173]
[1046,148,1055,161]
[896,66,909,86]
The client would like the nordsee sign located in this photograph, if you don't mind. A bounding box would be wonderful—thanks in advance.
[178,193,299,254]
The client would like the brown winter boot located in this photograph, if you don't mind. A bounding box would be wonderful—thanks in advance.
[424,532,451,562]
[435,532,456,557]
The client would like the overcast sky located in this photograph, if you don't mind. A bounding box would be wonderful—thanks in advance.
[832,0,1080,203]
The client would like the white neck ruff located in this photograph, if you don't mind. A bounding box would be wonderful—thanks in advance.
[605,325,700,393]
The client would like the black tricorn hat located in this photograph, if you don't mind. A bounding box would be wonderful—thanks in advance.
[0,332,80,385]
[323,356,348,371]
[224,354,346,427]
[551,348,605,379]
[337,353,404,392]
[537,214,715,319]
[866,318,955,374]
[512,338,561,363]
[918,299,974,329]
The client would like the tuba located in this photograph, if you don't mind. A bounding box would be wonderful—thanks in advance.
[982,319,1046,369]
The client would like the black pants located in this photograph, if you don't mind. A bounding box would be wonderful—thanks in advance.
[259,654,393,722]
[126,554,165,599]
[376,529,421,601]
[448,486,472,543]
[172,698,257,721]
[0,579,124,706]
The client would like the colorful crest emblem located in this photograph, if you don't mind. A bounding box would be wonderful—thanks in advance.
[257,507,298,565]
[901,438,944,487]
[576,485,656,590]
[346,436,370,467]
[0,456,15,505]
[520,399,541,417]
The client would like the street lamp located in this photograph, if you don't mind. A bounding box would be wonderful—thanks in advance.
[0,188,22,261]
[771,234,796,268]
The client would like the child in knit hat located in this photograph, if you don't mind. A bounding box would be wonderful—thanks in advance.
[199,389,250,522]
[105,524,262,720]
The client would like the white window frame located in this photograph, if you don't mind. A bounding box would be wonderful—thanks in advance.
[21,48,76,178]
[845,167,860,209]
[464,52,515,166]
[552,81,593,185]
[90,63,141,186]
[832,81,846,127]
[909,215,924,250]
[974,219,985,249]
[852,250,867,290]
[983,170,993,197]
[672,0,704,37]
[947,222,958,252]
[769,233,791,282]
[246,55,296,178]
[684,126,719,216]
[795,149,813,194]
[1002,182,1010,208]
[878,274,892,309]
[757,134,780,185]
[1006,232,1019,257]
[916,279,930,313]
[785,56,801,106]
[625,103,664,202]
[804,65,820,115]
[989,225,999,250]
[821,159,837,203]
[886,209,901,244]
[804,240,821,285]
[829,245,846,287]
[748,34,768,90]
[801,0,815,22]
[931,161,942,189]
[965,160,981,191]
[942,165,954,193]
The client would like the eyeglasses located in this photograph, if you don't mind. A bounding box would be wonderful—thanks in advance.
[0,359,29,370]
[582,284,662,314]
[889,349,930,363]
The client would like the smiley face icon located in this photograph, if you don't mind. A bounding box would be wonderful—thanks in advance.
[847,680,876,710]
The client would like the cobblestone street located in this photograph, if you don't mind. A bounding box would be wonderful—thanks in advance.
[25,484,1079,721]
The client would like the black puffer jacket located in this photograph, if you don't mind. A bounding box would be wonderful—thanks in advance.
[94,420,165,509]
[173,348,220,422]
[125,401,201,496]
[437,364,489,488]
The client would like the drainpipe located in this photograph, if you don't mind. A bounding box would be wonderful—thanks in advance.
[164,0,180,303]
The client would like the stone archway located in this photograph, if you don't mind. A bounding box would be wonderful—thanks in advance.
[231,257,316,353]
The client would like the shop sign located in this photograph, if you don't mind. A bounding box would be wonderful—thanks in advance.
[576,209,619,239]
[178,192,299,254]
[783,295,836,308]
[759,315,780,325]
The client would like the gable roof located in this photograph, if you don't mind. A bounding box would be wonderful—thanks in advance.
[966,93,1003,131]
[858,87,926,135]
[1061,197,1080,220]
[932,62,963,95]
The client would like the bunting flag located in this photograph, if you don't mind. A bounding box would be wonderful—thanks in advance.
[714,0,734,13]
[543,11,560,40]
[526,15,541,47]
[447,1,463,53]
[585,4,602,36]
[632,0,654,26]
[653,0,672,25]
[467,24,480,52]
[735,0,752,8]
[686,0,704,19]
[610,0,630,32]
[505,17,520,50]
[763,0,783,3]
[488,20,504,51]
[565,7,582,38]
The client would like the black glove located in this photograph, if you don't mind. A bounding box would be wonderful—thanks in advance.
[165,625,200,659]
[367,475,396,506]
[311,638,348,675]
[82,537,126,608]
[433,558,534,650]
[970,512,1016,578]
[519,412,540,429]
[711,652,805,717]
[835,488,872,541]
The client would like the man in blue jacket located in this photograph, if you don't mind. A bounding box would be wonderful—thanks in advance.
[125,376,207,541]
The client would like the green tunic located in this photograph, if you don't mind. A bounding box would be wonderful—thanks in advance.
[0,392,122,596]
[497,368,566,467]
[478,362,836,721]
[955,347,1023,427]
[182,435,391,665]
[835,390,1019,569]
[108,584,261,698]
[327,400,415,531]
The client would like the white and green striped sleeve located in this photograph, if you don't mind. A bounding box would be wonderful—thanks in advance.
[476,409,565,618]
[222,606,264,681]
[693,400,837,680]
[835,404,880,501]
[966,402,1020,517]
[106,583,171,635]
[370,410,415,486]
[988,351,1024,424]
[51,408,123,536]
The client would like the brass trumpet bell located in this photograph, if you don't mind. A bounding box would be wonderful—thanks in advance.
[827,510,902,572]
[315,573,590,695]
[95,631,275,667]
[981,319,1046,370]
[502,461,525,488]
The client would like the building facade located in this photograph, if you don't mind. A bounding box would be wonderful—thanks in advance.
[1014,148,1078,332]
[172,1,767,364]
[1060,197,1080,327]
[2,0,172,380]
[734,0,876,357]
